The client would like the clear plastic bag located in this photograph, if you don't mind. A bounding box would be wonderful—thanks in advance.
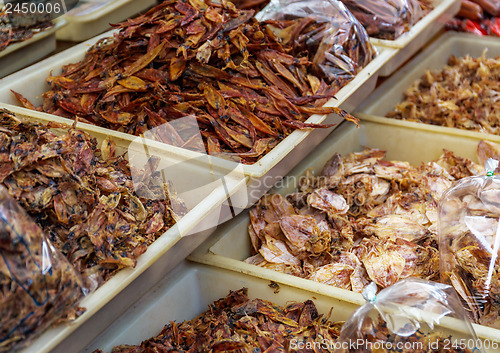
[0,186,86,352]
[339,0,434,40]
[439,158,500,329]
[255,0,376,86]
[336,279,481,353]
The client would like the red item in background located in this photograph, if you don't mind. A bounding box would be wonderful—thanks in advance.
[490,17,500,35]
[465,18,489,34]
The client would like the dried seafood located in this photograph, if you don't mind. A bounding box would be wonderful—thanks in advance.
[92,288,342,353]
[0,10,53,51]
[0,109,185,287]
[387,54,500,133]
[256,0,377,84]
[0,184,84,353]
[245,147,486,293]
[340,0,433,40]
[12,0,366,164]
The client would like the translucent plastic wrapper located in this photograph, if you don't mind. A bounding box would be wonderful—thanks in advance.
[336,279,481,353]
[0,186,86,352]
[439,158,500,329]
[255,0,376,85]
[339,0,434,40]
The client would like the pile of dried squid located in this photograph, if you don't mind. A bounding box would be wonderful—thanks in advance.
[245,142,495,296]
[92,288,342,353]
[0,109,185,288]
[13,0,375,164]
[90,288,474,352]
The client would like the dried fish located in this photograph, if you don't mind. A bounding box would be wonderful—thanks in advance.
[245,145,487,293]
[387,53,500,134]
[0,109,185,287]
[92,288,342,353]
[12,0,365,164]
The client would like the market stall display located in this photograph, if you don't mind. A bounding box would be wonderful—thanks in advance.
[439,159,500,329]
[0,184,85,353]
[4,0,500,351]
[189,121,500,343]
[0,106,248,353]
[12,0,374,164]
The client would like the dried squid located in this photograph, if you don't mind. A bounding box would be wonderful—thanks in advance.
[245,145,488,294]
[12,0,371,164]
[91,288,342,353]
[0,109,185,287]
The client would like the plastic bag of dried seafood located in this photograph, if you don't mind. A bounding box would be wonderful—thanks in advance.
[255,0,376,85]
[335,279,481,353]
[338,0,433,40]
[0,185,86,352]
[439,158,500,329]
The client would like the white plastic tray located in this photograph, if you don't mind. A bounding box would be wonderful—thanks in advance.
[370,0,460,76]
[189,119,500,346]
[0,18,65,78]
[0,106,248,353]
[82,261,490,353]
[0,28,397,208]
[358,32,500,141]
[56,0,156,42]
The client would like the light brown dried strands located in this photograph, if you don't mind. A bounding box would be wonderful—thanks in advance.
[92,288,342,353]
[12,0,362,164]
[387,54,500,133]
[245,147,485,293]
[0,186,85,353]
[0,109,185,287]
